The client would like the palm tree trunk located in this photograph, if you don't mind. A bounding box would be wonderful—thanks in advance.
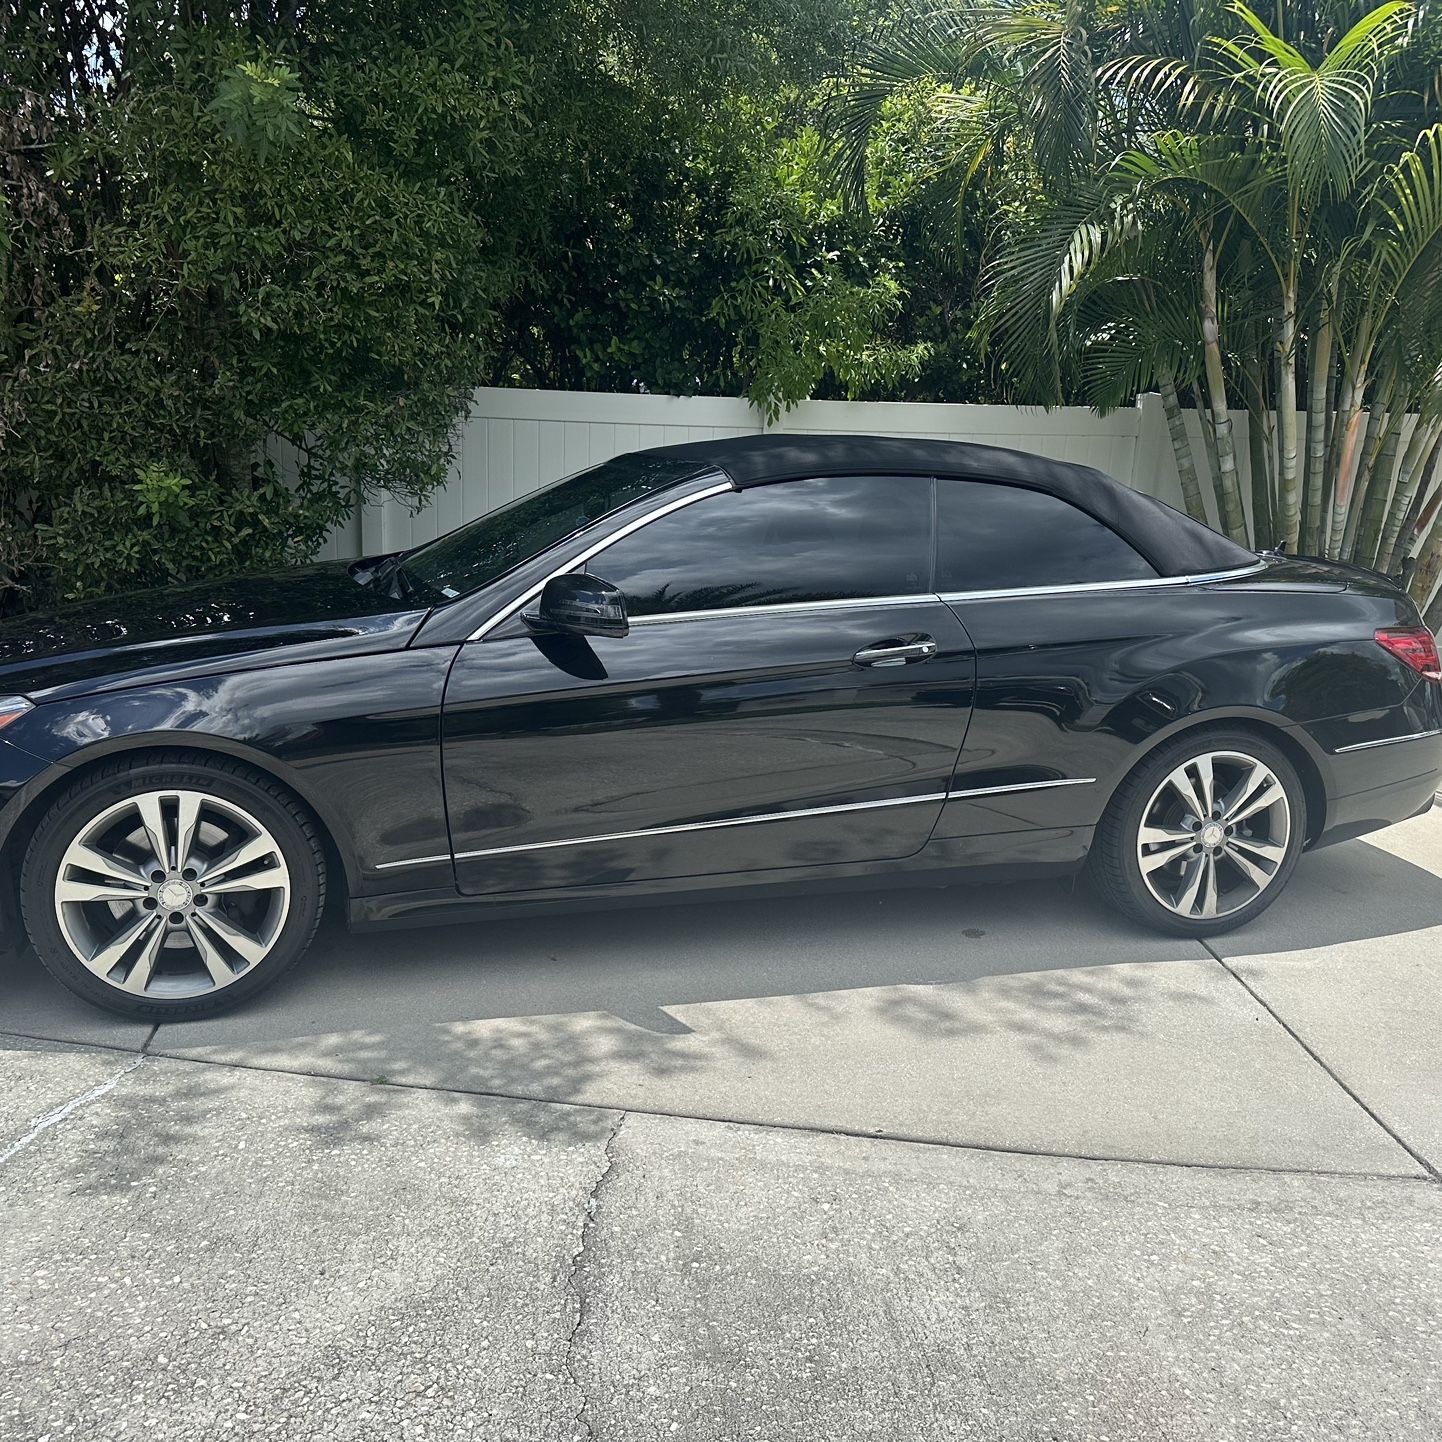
[1401,461,1442,581]
[1200,237,1248,543]
[1301,312,1332,553]
[1194,383,1221,488]
[1274,300,1299,549]
[1159,371,1209,524]
[1343,401,1390,560]
[1412,513,1442,620]
[1377,422,1442,573]
[1357,421,1402,569]
[1326,323,1373,557]
[1248,409,1274,547]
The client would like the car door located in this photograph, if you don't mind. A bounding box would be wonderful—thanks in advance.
[928,476,1168,847]
[441,473,976,895]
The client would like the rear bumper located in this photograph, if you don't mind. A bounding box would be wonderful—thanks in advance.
[1313,729,1442,848]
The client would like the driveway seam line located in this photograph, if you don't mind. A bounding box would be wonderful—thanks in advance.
[137,1043,1432,1185]
[0,1028,147,1057]
[0,1053,146,1167]
[1202,939,1440,1184]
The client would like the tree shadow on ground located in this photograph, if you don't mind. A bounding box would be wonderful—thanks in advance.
[2,833,1438,1163]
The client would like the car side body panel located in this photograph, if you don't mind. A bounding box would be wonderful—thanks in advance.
[935,564,1442,850]
[0,649,456,899]
[0,515,1436,946]
[440,600,977,895]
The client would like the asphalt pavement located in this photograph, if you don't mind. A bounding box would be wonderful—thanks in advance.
[2,809,1440,1440]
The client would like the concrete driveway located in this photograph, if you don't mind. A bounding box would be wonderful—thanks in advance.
[2,810,1440,1440]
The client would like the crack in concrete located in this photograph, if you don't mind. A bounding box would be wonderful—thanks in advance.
[562,1110,625,1441]
[0,1053,145,1167]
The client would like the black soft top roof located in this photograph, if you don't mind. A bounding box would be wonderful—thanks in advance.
[642,433,1254,579]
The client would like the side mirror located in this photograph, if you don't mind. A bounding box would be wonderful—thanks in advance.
[526,572,629,639]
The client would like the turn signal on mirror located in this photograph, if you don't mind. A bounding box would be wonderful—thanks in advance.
[0,697,33,730]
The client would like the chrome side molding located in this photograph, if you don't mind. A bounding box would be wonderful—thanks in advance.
[375,776,1096,870]
[1334,727,1442,753]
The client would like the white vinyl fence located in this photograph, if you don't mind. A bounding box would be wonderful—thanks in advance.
[298,387,1277,562]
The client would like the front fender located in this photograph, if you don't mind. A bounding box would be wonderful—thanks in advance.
[0,648,456,896]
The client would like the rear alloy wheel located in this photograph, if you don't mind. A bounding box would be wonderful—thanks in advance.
[23,757,324,1019]
[1091,731,1305,936]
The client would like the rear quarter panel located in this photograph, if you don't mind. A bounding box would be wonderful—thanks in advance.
[936,568,1441,844]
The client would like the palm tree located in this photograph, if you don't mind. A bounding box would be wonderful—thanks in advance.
[828,0,1442,612]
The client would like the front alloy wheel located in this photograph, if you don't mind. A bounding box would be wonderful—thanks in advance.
[53,790,292,1000]
[23,755,325,1019]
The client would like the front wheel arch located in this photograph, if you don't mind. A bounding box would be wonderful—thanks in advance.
[2,738,354,912]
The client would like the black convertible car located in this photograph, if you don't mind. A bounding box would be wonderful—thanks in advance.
[0,434,1438,1018]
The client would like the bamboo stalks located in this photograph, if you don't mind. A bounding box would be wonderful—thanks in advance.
[1301,312,1333,553]
[1199,238,1249,544]
[1377,424,1442,573]
[1274,306,1298,549]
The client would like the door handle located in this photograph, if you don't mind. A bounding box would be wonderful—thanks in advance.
[853,636,938,667]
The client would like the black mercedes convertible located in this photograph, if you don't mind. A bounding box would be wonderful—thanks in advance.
[0,434,1438,1018]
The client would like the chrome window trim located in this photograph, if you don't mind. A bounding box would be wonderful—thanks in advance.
[466,479,735,642]
[630,593,938,626]
[1333,727,1442,753]
[466,478,1264,639]
[938,559,1266,605]
[374,776,1097,870]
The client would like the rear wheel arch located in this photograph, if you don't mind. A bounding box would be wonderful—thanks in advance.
[1103,711,1327,847]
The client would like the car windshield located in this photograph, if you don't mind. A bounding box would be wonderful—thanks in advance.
[389,454,710,604]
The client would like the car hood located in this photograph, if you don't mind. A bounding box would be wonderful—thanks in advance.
[0,561,429,703]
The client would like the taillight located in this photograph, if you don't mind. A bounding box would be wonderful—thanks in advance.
[1375,627,1442,680]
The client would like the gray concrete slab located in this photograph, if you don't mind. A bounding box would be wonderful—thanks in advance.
[3,1051,1437,1442]
[0,944,153,1050]
[1210,810,1442,1175]
[0,1033,142,1148]
[147,879,1416,1175]
[0,1048,616,1442]
[578,1112,1442,1441]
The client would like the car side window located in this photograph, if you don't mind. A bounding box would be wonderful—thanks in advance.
[936,480,1157,592]
[588,475,933,616]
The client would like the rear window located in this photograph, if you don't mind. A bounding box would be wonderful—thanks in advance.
[937,480,1157,592]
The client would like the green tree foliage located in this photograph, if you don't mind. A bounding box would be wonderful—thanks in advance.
[3,0,552,603]
[4,0,980,607]
[832,0,1442,617]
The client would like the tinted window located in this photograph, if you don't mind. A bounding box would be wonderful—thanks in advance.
[399,454,705,603]
[590,475,932,615]
[936,481,1156,592]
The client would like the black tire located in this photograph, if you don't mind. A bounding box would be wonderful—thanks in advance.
[1089,728,1306,937]
[22,752,326,1020]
